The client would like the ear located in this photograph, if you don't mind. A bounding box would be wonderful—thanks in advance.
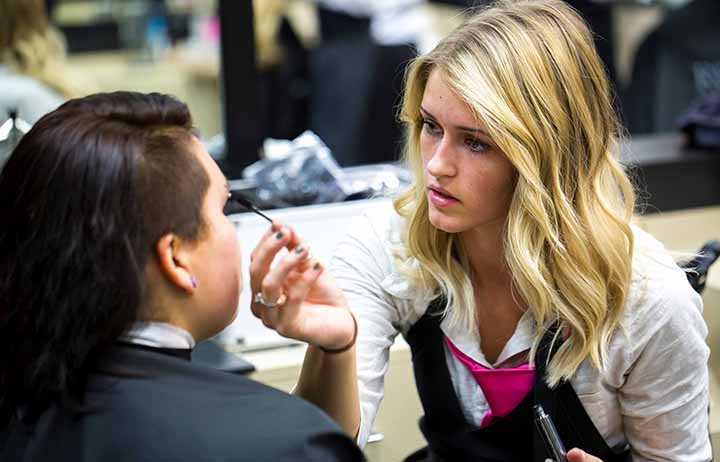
[155,234,196,294]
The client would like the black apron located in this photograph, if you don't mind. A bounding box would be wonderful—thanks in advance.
[404,298,631,462]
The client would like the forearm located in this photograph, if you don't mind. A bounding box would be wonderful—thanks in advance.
[295,345,361,438]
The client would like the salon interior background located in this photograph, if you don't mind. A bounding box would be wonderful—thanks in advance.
[38,0,718,174]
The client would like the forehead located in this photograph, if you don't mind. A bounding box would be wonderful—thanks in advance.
[421,70,480,127]
[190,137,225,187]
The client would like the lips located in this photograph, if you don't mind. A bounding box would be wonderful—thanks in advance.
[428,186,460,208]
[429,186,458,201]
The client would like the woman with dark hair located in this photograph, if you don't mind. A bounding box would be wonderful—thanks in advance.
[0,91,364,462]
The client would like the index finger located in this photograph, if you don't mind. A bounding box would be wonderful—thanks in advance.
[277,222,302,251]
[248,225,296,291]
[250,221,288,260]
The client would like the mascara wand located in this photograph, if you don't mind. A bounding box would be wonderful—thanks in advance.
[229,191,274,224]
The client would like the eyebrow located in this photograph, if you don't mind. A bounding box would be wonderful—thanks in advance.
[419,107,491,138]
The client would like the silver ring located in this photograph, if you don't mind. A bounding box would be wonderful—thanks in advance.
[253,292,286,308]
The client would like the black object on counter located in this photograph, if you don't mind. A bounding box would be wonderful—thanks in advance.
[679,93,720,150]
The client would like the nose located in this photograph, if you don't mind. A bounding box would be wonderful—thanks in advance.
[425,136,456,179]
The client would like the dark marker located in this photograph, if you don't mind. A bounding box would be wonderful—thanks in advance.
[534,405,567,462]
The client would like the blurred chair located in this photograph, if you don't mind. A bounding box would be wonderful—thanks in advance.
[682,240,720,295]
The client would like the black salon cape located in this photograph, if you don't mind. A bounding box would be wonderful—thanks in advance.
[1,345,365,462]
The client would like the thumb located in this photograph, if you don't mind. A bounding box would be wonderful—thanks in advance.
[567,448,603,462]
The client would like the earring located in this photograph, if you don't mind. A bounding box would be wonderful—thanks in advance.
[190,276,197,289]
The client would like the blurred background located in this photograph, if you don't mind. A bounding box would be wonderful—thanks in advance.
[2,0,718,177]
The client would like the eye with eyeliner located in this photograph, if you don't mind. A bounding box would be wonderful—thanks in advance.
[421,118,441,135]
[465,136,490,153]
[422,118,490,153]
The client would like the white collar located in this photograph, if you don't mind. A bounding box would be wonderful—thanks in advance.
[120,321,196,349]
[440,310,534,368]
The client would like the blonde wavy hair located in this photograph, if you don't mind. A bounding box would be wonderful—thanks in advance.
[0,0,76,98]
[394,0,636,386]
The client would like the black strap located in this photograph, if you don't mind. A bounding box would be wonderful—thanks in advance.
[407,297,470,435]
[533,325,631,462]
[406,297,534,461]
[406,298,631,462]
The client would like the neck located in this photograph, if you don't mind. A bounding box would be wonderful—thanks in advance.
[460,224,511,290]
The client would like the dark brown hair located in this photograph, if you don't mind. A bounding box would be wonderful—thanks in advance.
[0,91,210,426]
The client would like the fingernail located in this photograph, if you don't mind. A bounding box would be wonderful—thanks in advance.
[275,231,284,239]
[294,245,305,254]
[313,262,321,271]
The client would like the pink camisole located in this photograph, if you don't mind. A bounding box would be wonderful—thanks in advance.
[445,336,535,428]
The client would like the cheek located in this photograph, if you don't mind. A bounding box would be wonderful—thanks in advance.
[482,166,516,209]
[209,220,242,284]
[497,162,518,197]
[218,228,242,315]
[462,164,510,205]
[223,228,242,278]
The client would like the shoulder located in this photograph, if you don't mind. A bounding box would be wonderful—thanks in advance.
[330,199,434,300]
[340,198,404,252]
[330,198,433,319]
[626,226,704,331]
[330,198,404,280]
[80,351,360,460]
[612,225,707,370]
[98,347,313,411]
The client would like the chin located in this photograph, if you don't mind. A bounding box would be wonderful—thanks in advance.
[215,301,239,333]
[428,210,466,234]
[228,304,240,324]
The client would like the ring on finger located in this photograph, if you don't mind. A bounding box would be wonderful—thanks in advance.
[253,292,287,308]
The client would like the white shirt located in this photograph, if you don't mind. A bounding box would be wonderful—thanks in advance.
[330,202,711,461]
[313,0,442,53]
[0,65,64,125]
[314,0,421,19]
[120,321,196,349]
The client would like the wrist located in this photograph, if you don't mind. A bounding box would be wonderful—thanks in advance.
[319,310,357,354]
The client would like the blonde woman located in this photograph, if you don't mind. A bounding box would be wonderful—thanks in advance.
[0,0,76,123]
[249,1,711,461]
